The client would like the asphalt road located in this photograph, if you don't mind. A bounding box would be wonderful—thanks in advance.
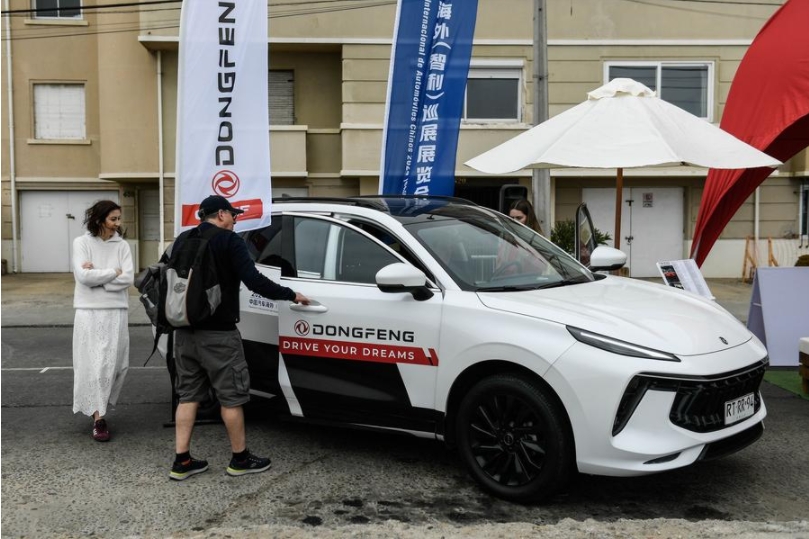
[2,326,809,538]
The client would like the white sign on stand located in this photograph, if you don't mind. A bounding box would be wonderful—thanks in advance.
[656,259,714,299]
[747,267,809,367]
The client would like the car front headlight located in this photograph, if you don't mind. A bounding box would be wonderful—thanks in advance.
[567,326,680,362]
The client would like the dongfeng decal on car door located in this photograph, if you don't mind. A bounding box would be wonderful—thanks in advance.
[277,215,443,434]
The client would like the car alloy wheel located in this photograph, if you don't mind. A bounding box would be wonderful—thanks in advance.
[456,373,573,502]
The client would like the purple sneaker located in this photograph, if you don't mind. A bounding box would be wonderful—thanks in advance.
[92,419,110,442]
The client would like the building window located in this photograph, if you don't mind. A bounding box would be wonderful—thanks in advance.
[269,70,294,125]
[34,0,81,19]
[464,64,522,122]
[605,62,713,121]
[33,83,86,140]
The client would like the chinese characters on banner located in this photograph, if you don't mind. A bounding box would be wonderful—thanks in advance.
[379,0,479,196]
[175,0,272,234]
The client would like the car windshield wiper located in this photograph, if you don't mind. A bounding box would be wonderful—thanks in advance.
[476,284,544,292]
[535,276,592,289]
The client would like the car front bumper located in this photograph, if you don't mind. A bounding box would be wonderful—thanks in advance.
[544,338,768,476]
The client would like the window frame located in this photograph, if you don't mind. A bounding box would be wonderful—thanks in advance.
[463,60,524,124]
[603,61,715,121]
[275,212,411,286]
[33,0,82,20]
[31,82,88,142]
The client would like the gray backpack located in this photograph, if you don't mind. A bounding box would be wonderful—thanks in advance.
[159,226,226,328]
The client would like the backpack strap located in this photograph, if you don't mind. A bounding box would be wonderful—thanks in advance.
[143,326,167,367]
[176,224,228,255]
[199,224,230,240]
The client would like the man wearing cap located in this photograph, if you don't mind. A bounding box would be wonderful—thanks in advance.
[169,195,310,481]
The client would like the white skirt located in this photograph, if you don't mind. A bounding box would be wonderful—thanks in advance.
[72,309,129,417]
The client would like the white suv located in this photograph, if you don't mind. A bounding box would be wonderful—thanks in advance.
[235,196,767,502]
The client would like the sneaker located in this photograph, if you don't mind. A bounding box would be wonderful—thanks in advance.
[92,419,110,442]
[226,451,272,477]
[169,457,209,481]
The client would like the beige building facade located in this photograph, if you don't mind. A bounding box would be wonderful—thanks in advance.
[2,0,807,277]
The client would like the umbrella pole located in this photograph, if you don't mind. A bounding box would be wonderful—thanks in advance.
[614,168,623,251]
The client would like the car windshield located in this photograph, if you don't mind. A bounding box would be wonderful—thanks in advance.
[407,207,593,291]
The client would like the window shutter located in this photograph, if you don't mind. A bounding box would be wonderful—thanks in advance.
[268,70,294,125]
[34,84,86,139]
[464,67,522,122]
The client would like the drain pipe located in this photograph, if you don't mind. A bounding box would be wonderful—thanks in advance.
[157,50,166,255]
[4,0,19,273]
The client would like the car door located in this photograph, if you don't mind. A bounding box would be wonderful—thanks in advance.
[277,213,444,435]
[238,217,288,399]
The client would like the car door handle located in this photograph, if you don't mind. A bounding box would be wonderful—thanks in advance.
[289,301,328,313]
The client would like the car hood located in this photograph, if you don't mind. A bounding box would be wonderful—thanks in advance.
[477,276,751,356]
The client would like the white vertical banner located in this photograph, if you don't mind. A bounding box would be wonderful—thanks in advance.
[175,0,271,235]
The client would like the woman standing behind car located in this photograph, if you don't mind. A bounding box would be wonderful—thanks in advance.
[72,200,134,442]
[509,198,543,235]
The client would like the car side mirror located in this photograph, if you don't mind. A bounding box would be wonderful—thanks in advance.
[375,263,434,301]
[588,246,627,272]
[575,203,598,265]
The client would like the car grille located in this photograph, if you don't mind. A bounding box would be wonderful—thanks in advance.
[613,358,768,435]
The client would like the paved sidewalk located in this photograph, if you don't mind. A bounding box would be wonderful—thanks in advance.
[1,272,151,327]
[0,272,754,328]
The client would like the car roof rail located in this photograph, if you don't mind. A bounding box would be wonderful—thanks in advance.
[271,196,387,210]
[271,195,480,212]
[353,194,480,206]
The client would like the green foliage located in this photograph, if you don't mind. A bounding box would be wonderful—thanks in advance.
[550,220,612,255]
[795,255,809,267]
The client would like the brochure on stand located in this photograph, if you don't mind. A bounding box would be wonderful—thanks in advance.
[656,259,714,299]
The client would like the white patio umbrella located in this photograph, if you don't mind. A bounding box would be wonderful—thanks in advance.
[465,78,781,249]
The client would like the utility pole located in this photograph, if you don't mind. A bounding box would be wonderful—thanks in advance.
[532,0,551,232]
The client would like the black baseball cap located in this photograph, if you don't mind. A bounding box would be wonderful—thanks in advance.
[197,195,245,219]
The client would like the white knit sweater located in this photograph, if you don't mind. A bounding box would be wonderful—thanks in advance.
[72,232,135,310]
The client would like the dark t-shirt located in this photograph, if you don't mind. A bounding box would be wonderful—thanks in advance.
[173,222,296,331]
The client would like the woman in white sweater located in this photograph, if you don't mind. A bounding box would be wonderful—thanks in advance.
[72,200,134,441]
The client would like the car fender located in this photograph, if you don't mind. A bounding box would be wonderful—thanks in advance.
[433,291,577,414]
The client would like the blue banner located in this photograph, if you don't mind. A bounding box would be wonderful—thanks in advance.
[379,0,478,196]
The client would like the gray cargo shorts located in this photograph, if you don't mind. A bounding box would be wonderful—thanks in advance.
[173,328,250,408]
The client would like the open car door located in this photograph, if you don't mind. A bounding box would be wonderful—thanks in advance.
[575,203,598,267]
[576,203,627,272]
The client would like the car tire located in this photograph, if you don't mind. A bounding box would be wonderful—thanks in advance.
[455,373,573,502]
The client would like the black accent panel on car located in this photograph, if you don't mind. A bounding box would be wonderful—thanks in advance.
[698,421,764,461]
[242,340,281,396]
[282,353,438,433]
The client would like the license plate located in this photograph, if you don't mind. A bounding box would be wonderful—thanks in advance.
[724,392,756,426]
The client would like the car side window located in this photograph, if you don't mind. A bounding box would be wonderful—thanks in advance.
[293,218,331,279]
[344,219,433,280]
[293,217,399,284]
[240,220,296,277]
